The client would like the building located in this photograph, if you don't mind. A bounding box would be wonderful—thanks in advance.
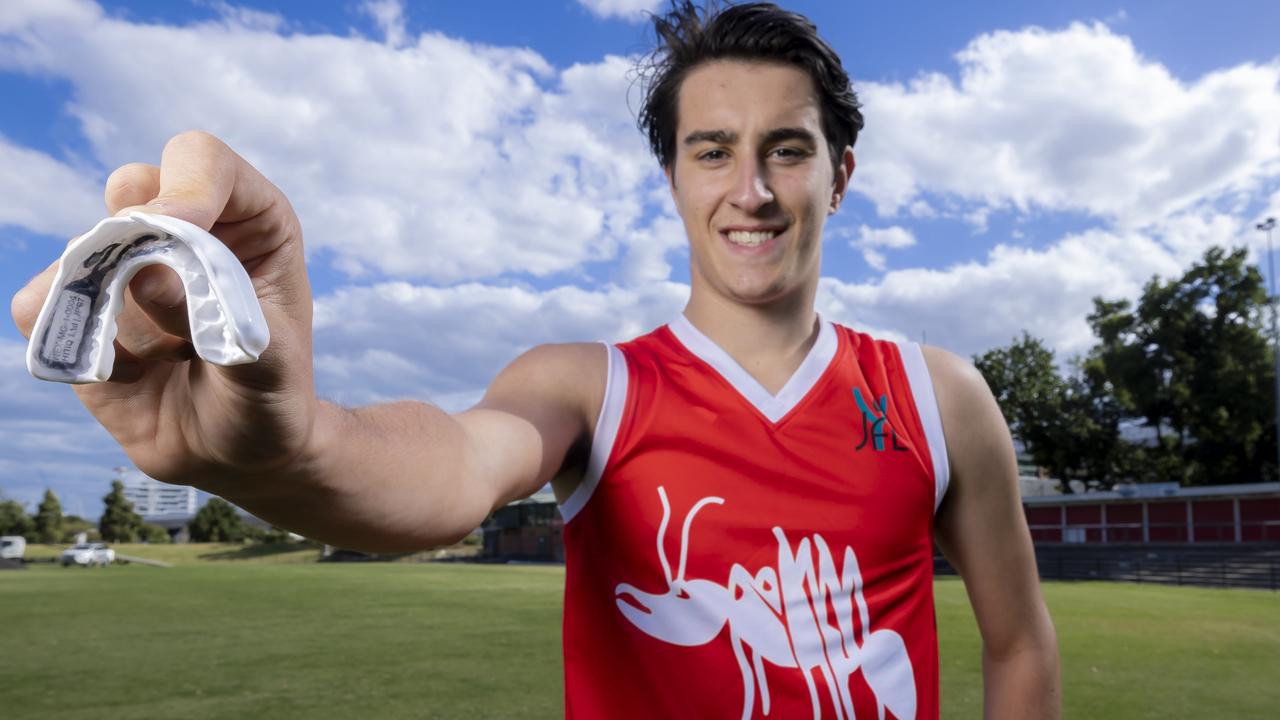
[1023,482,1280,544]
[482,491,562,562]
[482,481,1280,565]
[116,468,197,539]
[118,468,197,518]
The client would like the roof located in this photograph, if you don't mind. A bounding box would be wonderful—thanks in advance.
[1023,482,1280,505]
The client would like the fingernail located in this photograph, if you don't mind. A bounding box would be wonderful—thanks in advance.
[133,273,164,302]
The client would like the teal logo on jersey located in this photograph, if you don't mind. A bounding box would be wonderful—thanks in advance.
[853,388,908,452]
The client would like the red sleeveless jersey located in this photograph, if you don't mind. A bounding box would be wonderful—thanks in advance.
[558,316,950,720]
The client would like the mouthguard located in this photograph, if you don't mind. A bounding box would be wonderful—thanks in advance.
[27,211,270,384]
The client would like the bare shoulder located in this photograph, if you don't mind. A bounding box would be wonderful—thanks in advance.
[479,341,608,431]
[919,345,989,407]
[918,344,1012,471]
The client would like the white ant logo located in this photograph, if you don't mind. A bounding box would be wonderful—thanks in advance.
[614,487,917,720]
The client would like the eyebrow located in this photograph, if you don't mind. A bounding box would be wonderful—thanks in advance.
[683,129,737,146]
[682,127,818,147]
[762,127,818,147]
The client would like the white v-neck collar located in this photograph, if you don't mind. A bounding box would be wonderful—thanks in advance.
[667,313,839,423]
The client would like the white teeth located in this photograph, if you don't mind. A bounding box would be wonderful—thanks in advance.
[725,230,777,247]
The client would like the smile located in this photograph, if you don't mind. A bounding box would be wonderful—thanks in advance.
[723,229,783,247]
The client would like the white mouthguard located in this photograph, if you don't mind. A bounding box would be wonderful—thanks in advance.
[27,211,270,384]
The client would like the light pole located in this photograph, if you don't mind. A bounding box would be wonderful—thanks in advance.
[1259,217,1278,480]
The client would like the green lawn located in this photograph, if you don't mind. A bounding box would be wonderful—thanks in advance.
[937,579,1280,717]
[1,564,1276,719]
[21,542,324,565]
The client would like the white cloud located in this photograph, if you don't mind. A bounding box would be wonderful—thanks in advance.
[312,280,689,408]
[855,22,1280,227]
[575,0,664,22]
[963,207,990,234]
[204,1,286,33]
[0,136,103,239]
[819,227,1194,359]
[906,199,936,218]
[0,0,671,283]
[1156,210,1250,266]
[857,225,917,250]
[358,0,407,48]
[845,224,916,271]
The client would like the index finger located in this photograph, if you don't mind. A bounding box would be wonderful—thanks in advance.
[10,260,57,340]
[128,130,295,261]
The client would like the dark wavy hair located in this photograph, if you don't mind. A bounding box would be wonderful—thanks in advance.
[637,1,864,175]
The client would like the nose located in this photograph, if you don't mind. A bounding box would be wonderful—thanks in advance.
[728,157,774,214]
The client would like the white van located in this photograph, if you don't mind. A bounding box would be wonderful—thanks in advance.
[0,536,26,561]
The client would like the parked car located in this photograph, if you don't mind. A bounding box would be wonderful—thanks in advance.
[0,536,25,561]
[61,542,115,567]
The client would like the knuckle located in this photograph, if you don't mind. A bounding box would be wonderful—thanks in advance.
[104,163,158,203]
[10,287,40,338]
[166,129,225,154]
[10,270,53,338]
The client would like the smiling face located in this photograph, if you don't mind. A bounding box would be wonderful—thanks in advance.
[668,60,853,311]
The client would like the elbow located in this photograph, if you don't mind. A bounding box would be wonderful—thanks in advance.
[980,596,1060,680]
[986,613,1059,664]
[980,615,1061,717]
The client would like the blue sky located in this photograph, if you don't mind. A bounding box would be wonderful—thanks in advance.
[1,0,1278,518]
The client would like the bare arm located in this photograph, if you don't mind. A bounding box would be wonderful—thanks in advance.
[235,342,603,552]
[924,346,1061,719]
[10,131,600,552]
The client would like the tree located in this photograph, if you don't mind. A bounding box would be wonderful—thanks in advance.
[138,523,171,544]
[60,515,98,543]
[1050,358,1128,486]
[1088,247,1276,485]
[973,332,1063,460]
[974,333,1126,489]
[99,480,143,542]
[34,489,63,544]
[188,498,248,542]
[0,499,33,537]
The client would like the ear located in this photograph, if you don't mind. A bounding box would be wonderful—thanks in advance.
[664,164,680,210]
[829,146,855,215]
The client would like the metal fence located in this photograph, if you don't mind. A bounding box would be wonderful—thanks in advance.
[935,544,1280,591]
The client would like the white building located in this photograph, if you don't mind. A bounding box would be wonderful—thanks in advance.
[116,468,196,519]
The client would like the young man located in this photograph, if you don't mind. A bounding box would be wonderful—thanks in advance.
[12,2,1058,718]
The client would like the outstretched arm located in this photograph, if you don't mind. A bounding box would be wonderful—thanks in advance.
[254,342,603,552]
[924,346,1061,719]
[11,131,601,552]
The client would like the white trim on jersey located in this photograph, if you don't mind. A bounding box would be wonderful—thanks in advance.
[559,342,629,524]
[897,341,951,514]
[668,313,839,424]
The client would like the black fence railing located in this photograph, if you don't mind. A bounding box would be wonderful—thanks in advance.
[935,543,1280,591]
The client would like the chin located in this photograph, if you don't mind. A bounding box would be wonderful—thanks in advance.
[724,280,793,306]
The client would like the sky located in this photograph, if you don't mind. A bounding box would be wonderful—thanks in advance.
[1,0,1278,519]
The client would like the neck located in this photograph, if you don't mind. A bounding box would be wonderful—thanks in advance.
[682,285,820,395]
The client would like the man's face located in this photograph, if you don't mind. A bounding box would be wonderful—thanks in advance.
[668,60,852,308]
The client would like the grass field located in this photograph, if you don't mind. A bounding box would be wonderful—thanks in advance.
[21,542,325,565]
[2,561,1276,719]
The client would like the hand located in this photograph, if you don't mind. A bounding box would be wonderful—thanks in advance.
[11,131,318,494]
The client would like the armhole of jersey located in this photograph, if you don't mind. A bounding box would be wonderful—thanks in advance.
[559,342,628,524]
[897,341,951,514]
